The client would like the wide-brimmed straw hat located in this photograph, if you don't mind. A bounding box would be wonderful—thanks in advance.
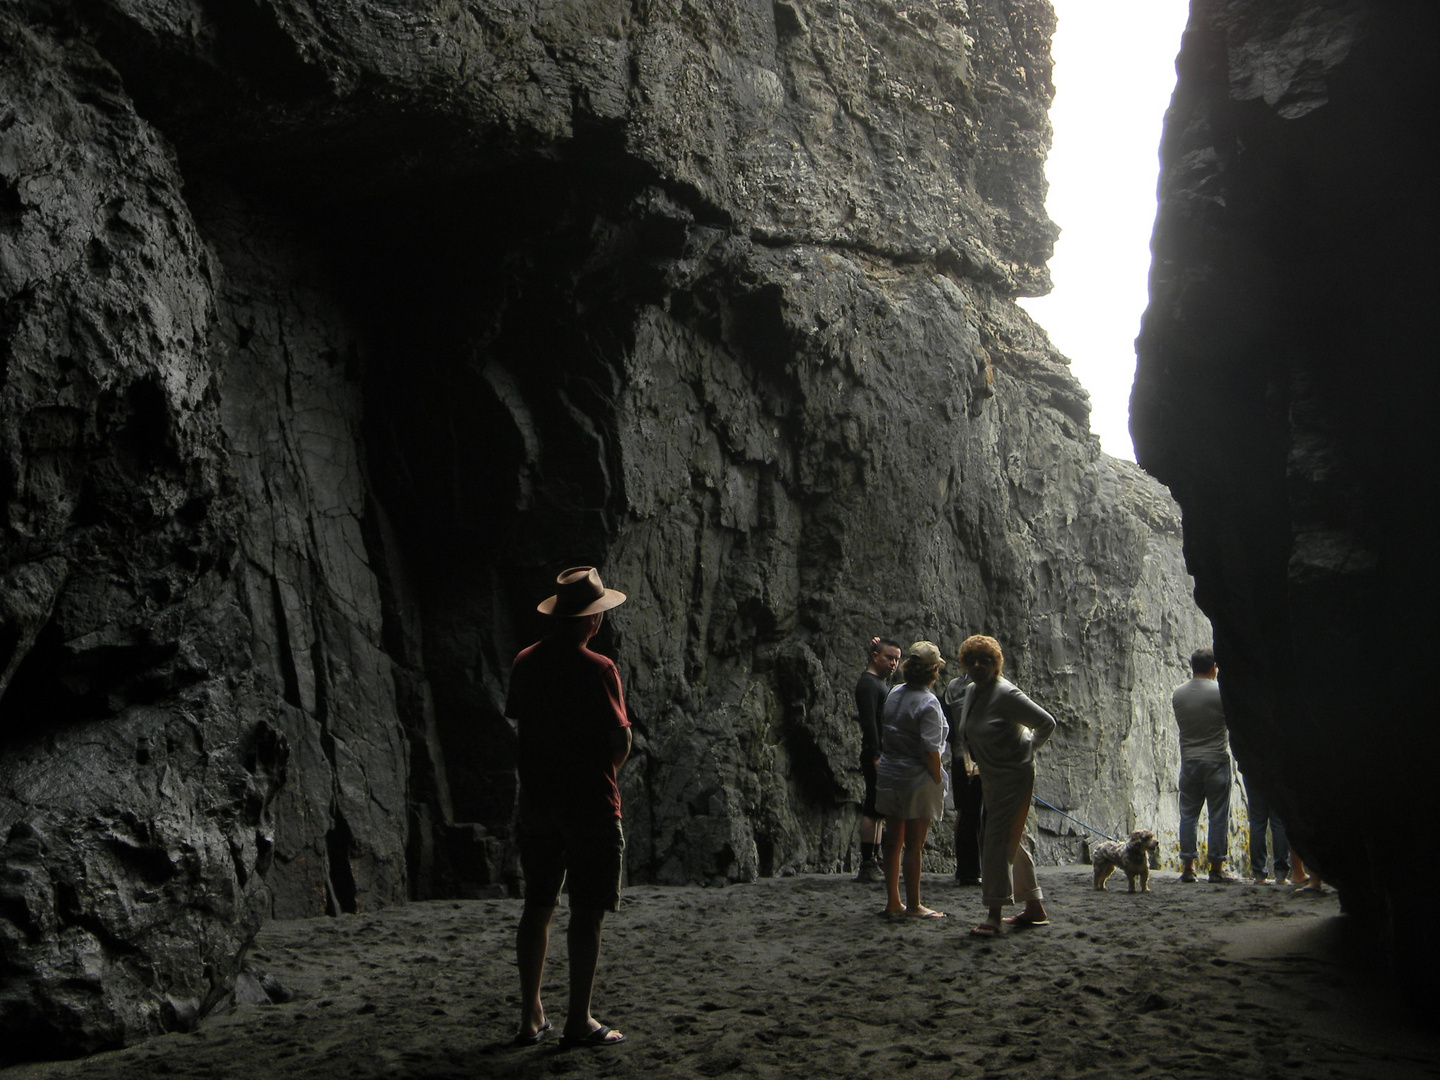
[537,566,628,617]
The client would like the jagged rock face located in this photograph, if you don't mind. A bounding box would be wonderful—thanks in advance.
[1134,0,1440,994]
[2,0,1208,1058]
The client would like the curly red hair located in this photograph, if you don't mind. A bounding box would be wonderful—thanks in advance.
[957,634,1004,677]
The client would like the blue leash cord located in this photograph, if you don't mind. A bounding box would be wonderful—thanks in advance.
[1031,796,1120,843]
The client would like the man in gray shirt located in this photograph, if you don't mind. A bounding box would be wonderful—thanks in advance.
[1172,647,1236,883]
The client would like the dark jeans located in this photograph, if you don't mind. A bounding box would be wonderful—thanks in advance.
[1244,777,1289,876]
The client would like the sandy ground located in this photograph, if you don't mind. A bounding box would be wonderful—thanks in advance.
[3,864,1436,1080]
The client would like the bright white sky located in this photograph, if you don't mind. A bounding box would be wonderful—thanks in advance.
[1017,0,1191,462]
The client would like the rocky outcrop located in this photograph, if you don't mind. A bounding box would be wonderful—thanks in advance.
[2,0,1209,1059]
[1134,0,1439,999]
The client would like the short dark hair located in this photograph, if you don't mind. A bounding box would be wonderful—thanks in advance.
[1189,647,1216,674]
[871,637,901,656]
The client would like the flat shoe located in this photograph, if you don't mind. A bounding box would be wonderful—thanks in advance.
[512,1020,552,1046]
[560,1024,626,1049]
[969,923,1001,937]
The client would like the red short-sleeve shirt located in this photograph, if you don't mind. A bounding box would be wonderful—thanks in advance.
[505,638,631,821]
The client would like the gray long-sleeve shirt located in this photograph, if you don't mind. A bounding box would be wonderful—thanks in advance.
[960,676,1057,774]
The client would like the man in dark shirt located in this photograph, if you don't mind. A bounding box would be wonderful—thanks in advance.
[506,567,631,1049]
[855,636,901,882]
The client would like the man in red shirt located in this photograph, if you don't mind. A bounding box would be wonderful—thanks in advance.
[506,567,632,1049]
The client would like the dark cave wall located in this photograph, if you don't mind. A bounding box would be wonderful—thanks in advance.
[200,186,412,919]
[1133,0,1440,993]
[0,22,292,1056]
[2,0,1210,1057]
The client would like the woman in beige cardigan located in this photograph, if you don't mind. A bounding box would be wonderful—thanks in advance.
[957,635,1057,937]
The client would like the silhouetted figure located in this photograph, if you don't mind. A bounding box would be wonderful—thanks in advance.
[507,567,631,1049]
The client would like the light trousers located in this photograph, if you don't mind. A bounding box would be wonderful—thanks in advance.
[979,763,1043,907]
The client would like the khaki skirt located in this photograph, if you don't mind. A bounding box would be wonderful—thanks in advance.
[875,776,946,821]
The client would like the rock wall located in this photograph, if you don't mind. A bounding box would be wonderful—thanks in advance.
[1134,0,1439,999]
[2,0,1209,1059]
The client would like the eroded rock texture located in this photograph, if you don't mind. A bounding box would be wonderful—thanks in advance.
[1134,0,1439,998]
[2,0,1208,1058]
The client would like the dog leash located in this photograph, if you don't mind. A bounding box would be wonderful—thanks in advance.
[1031,796,1120,842]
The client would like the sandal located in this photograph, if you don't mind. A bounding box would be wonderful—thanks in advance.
[512,1021,553,1047]
[559,1024,626,1049]
[1002,914,1050,927]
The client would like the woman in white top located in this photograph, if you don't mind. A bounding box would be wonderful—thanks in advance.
[875,641,950,918]
[957,634,1057,937]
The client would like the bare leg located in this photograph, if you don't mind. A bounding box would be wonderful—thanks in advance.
[979,902,1005,933]
[1292,853,1311,887]
[515,903,554,1040]
[562,906,623,1043]
[903,818,941,915]
[882,815,906,914]
[861,816,880,845]
[1292,853,1325,892]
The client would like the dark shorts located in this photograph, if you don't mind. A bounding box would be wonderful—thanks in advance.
[519,808,625,912]
[860,753,880,820]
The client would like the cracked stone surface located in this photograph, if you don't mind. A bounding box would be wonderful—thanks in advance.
[2,0,1211,1059]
